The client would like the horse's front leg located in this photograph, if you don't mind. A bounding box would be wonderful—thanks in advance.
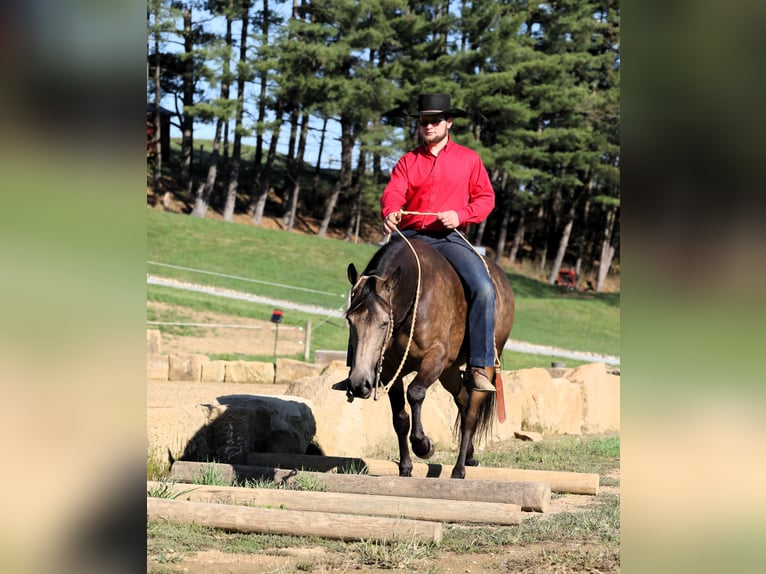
[407,360,443,460]
[385,378,412,476]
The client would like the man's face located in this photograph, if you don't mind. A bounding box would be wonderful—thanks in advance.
[419,114,452,146]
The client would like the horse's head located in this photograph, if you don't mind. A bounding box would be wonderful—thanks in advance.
[343,262,401,401]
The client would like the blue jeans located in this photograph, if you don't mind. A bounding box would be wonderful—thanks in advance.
[400,229,496,367]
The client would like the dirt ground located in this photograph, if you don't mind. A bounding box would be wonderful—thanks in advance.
[148,305,620,573]
[150,473,619,574]
[149,301,306,358]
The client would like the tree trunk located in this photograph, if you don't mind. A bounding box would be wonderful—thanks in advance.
[191,120,223,217]
[345,148,366,242]
[596,206,617,292]
[217,8,232,209]
[152,3,162,194]
[223,2,250,222]
[248,0,270,215]
[281,105,300,221]
[317,115,353,237]
[495,199,512,264]
[508,211,525,265]
[311,116,329,195]
[180,5,195,198]
[548,200,576,284]
[284,112,310,231]
[251,100,284,224]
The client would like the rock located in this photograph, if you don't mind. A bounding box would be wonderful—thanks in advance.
[168,353,209,382]
[201,360,227,383]
[147,354,169,380]
[551,377,583,435]
[225,360,273,384]
[506,368,583,435]
[514,430,543,442]
[147,329,162,355]
[314,350,348,365]
[564,363,620,433]
[275,358,324,384]
[191,395,316,464]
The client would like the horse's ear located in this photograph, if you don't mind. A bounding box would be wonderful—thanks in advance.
[347,263,358,285]
[384,267,401,293]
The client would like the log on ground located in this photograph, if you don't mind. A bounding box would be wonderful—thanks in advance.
[147,481,522,525]
[147,497,442,543]
[246,452,599,495]
[170,461,549,512]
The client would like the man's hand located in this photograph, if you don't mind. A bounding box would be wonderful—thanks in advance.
[437,210,460,229]
[383,211,402,233]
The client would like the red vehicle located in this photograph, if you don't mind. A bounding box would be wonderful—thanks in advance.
[555,269,578,291]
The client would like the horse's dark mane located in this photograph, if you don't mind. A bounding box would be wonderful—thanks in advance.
[364,238,417,278]
[346,239,420,318]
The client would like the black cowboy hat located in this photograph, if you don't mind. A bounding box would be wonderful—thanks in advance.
[406,93,466,118]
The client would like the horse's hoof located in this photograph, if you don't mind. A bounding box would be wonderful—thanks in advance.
[450,467,466,479]
[466,458,480,467]
[413,437,435,460]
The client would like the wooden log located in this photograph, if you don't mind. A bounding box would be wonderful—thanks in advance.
[170,461,549,512]
[246,452,599,495]
[147,481,522,525]
[147,497,442,543]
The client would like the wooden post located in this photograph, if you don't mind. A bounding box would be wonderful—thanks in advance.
[245,452,600,495]
[170,461,550,512]
[303,320,311,362]
[147,481,522,525]
[147,497,443,543]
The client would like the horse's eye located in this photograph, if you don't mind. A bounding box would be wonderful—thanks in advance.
[380,320,389,329]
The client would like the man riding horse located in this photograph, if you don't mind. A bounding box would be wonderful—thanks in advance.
[337,93,498,393]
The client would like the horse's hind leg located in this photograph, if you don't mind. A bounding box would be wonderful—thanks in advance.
[386,379,413,477]
[451,389,489,479]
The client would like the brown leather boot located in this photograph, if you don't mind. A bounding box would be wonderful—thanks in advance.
[468,366,496,392]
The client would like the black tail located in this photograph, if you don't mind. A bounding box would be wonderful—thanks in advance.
[474,392,496,444]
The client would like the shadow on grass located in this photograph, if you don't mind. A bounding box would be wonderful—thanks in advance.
[506,272,620,308]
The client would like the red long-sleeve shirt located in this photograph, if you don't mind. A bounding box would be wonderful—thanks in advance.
[380,137,494,232]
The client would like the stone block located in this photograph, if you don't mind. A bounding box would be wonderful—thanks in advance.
[551,377,583,435]
[147,329,162,355]
[314,350,347,365]
[147,354,169,381]
[507,368,557,434]
[564,363,620,433]
[201,360,227,383]
[168,353,209,382]
[275,358,324,384]
[225,360,273,384]
[196,395,317,464]
[147,403,209,464]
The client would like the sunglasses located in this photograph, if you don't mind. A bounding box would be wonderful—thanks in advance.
[419,115,447,127]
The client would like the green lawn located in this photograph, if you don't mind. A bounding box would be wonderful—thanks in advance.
[146,209,619,366]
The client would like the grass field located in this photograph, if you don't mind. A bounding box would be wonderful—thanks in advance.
[146,209,619,368]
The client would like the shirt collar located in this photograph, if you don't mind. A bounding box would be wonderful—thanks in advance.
[418,135,451,157]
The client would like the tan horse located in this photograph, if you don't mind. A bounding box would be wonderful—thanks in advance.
[338,236,515,479]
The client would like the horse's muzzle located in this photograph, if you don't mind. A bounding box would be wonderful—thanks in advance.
[347,379,372,401]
